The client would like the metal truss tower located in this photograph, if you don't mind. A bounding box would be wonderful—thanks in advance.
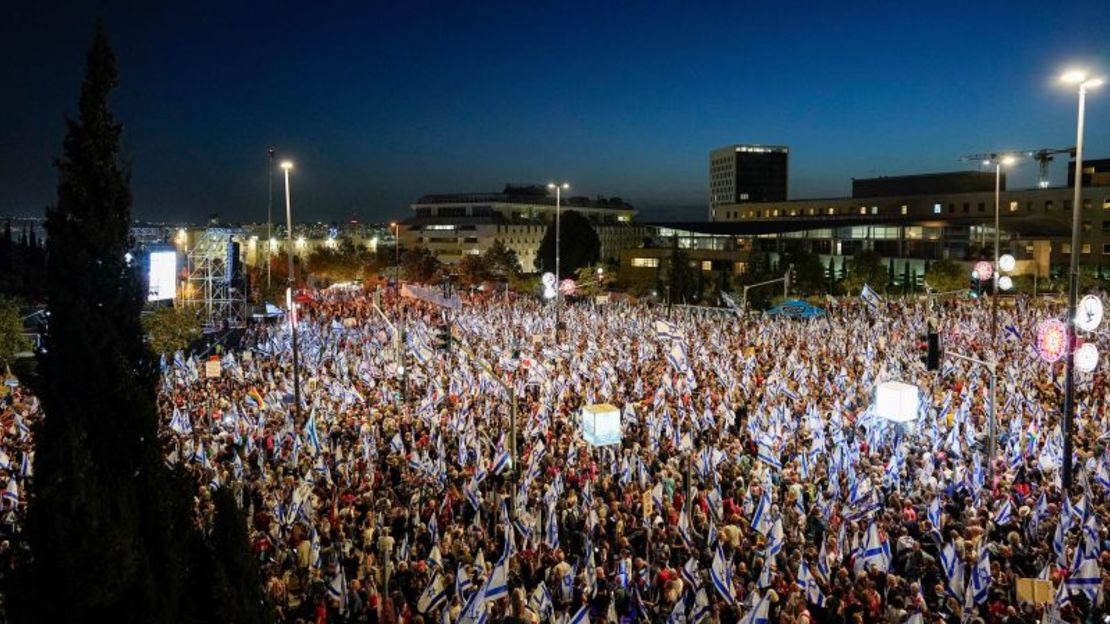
[184,228,246,332]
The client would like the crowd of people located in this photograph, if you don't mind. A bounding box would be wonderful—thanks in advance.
[2,286,1109,624]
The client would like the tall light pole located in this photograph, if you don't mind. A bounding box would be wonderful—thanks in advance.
[1060,69,1104,491]
[985,154,1017,345]
[391,221,401,287]
[281,160,303,423]
[267,148,275,290]
[547,182,569,342]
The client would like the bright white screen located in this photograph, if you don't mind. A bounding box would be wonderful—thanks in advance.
[148,251,176,301]
[875,381,919,423]
[581,405,621,446]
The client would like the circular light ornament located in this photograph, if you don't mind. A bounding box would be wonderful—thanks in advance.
[543,285,556,300]
[1075,342,1099,373]
[999,254,1016,273]
[559,279,577,296]
[1076,295,1103,333]
[1035,319,1068,363]
[541,272,556,288]
[998,276,1013,291]
[971,270,980,280]
[974,261,993,281]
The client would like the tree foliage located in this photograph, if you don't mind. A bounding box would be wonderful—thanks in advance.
[142,304,203,356]
[458,253,491,286]
[665,243,699,304]
[484,240,521,280]
[11,25,266,622]
[0,296,30,367]
[783,249,826,295]
[925,258,969,293]
[535,210,600,277]
[842,249,887,295]
[304,238,375,286]
[401,246,443,283]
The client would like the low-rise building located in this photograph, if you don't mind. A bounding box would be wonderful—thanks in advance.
[400,185,650,273]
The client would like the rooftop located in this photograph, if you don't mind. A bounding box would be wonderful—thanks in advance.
[414,184,635,211]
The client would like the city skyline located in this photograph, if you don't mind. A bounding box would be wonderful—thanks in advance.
[2,1,1109,224]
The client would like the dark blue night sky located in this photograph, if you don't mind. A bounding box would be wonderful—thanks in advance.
[2,1,1108,223]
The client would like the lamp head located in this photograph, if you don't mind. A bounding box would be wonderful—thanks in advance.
[280,161,294,171]
[1061,69,1089,84]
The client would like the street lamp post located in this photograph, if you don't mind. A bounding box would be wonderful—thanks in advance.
[987,154,1016,345]
[1061,70,1104,491]
[281,161,303,423]
[547,182,569,343]
[267,147,275,290]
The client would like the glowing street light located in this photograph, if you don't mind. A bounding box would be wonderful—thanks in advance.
[547,182,570,342]
[280,159,302,422]
[1060,67,1104,491]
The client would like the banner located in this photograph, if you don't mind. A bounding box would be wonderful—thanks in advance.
[400,284,461,311]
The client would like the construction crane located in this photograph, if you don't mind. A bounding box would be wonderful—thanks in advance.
[962,147,1075,188]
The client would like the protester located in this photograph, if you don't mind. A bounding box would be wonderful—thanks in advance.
[2,287,1108,623]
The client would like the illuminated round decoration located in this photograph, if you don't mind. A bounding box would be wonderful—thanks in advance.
[1075,342,1099,373]
[971,270,980,280]
[974,261,993,282]
[999,254,1016,273]
[559,279,577,296]
[998,276,1013,291]
[1076,295,1103,333]
[1035,319,1068,363]
[541,272,556,288]
[543,286,556,300]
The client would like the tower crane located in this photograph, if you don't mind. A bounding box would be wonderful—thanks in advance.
[962,148,1075,188]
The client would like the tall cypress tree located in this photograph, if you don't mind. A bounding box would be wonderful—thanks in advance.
[12,24,266,623]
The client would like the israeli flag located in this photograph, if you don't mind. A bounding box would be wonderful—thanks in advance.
[859,522,889,572]
[710,545,735,604]
[456,564,473,599]
[797,561,826,607]
[756,437,782,471]
[1065,556,1102,603]
[666,597,686,624]
[682,557,700,589]
[417,568,446,612]
[654,319,683,341]
[940,542,964,600]
[390,432,406,455]
[667,342,689,373]
[482,556,509,604]
[992,499,1013,526]
[767,517,785,558]
[305,410,321,455]
[690,588,711,624]
[738,591,769,624]
[3,478,18,506]
[970,543,991,605]
[751,491,772,536]
[567,605,590,624]
[860,283,882,309]
[528,583,553,621]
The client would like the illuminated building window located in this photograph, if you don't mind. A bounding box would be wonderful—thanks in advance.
[701,261,712,271]
[900,205,908,215]
[1009,201,1018,212]
[631,257,659,268]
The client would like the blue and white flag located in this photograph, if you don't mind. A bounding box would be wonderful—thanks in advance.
[970,542,991,606]
[418,572,448,614]
[738,591,770,624]
[797,561,826,607]
[860,283,882,309]
[654,319,683,341]
[3,478,18,506]
[390,432,406,455]
[992,499,1013,526]
[690,588,711,624]
[710,545,735,604]
[751,491,773,536]
[481,556,509,604]
[1066,557,1102,604]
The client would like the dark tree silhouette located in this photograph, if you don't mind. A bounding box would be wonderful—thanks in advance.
[11,24,266,623]
[535,210,600,277]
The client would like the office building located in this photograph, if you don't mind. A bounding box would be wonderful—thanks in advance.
[400,185,650,273]
[709,144,789,218]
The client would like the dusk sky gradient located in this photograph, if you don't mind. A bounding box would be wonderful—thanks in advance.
[2,1,1109,223]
